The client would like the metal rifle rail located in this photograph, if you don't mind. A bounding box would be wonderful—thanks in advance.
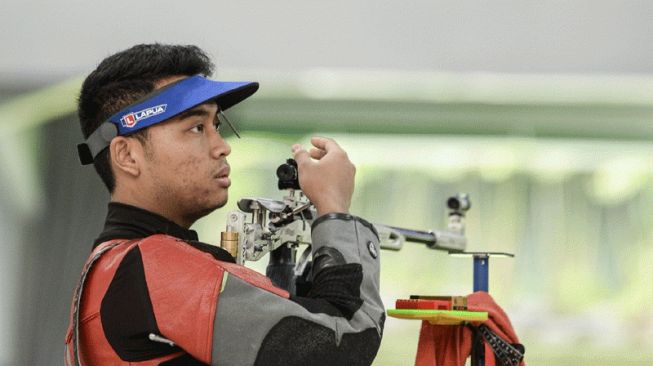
[375,223,467,253]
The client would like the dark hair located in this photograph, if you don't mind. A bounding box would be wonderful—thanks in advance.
[78,43,214,192]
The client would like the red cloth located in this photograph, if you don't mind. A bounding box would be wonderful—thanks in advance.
[414,292,525,366]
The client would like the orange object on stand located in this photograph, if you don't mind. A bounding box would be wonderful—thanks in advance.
[413,292,525,366]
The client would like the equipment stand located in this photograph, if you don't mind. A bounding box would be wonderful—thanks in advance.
[472,254,489,366]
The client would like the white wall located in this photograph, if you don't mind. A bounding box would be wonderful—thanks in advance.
[2,0,653,85]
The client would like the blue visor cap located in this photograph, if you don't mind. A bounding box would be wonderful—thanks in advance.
[77,75,259,165]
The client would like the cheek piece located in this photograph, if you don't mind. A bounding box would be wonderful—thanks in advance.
[77,75,259,165]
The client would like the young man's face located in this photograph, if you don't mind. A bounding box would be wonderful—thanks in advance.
[139,99,232,227]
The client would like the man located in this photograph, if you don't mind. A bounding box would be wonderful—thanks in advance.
[65,44,384,365]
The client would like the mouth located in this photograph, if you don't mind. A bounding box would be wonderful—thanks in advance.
[214,165,231,188]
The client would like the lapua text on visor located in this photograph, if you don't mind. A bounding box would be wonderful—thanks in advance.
[120,104,168,128]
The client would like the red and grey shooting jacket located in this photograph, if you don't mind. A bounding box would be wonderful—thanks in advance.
[65,203,384,365]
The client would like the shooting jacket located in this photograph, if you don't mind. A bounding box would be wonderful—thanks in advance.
[65,203,385,365]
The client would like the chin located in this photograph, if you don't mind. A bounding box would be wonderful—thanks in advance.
[190,202,225,223]
[217,192,228,207]
[209,194,229,211]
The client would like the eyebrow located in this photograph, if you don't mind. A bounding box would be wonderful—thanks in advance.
[176,107,213,121]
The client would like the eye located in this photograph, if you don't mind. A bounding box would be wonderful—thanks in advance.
[189,124,205,133]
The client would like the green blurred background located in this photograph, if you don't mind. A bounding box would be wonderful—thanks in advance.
[3,1,653,365]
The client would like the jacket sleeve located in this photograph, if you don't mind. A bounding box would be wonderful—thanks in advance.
[126,214,383,366]
[211,214,384,366]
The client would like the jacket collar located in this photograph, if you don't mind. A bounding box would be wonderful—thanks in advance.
[93,202,198,248]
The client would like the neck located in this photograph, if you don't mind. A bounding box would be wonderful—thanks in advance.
[111,188,194,229]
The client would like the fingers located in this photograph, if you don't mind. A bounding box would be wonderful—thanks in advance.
[291,137,355,216]
[309,147,327,160]
[293,144,326,163]
[310,136,341,153]
[292,144,311,166]
[295,137,345,162]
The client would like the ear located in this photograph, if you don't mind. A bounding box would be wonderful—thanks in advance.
[109,136,143,178]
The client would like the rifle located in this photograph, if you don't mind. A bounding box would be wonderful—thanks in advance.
[220,158,473,295]
[220,158,521,365]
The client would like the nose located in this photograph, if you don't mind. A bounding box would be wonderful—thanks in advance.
[209,129,231,159]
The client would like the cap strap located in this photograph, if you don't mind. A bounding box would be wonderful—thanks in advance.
[77,122,118,165]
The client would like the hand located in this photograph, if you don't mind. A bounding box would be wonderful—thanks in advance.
[292,137,356,217]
